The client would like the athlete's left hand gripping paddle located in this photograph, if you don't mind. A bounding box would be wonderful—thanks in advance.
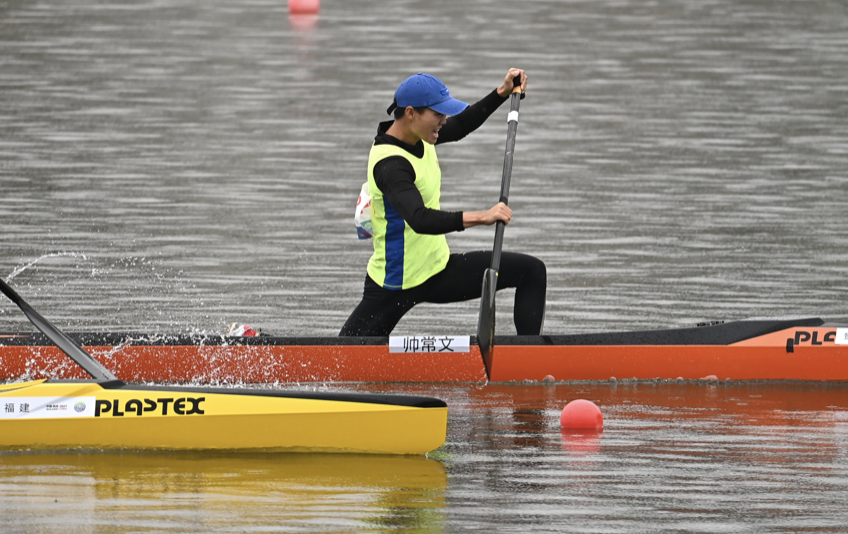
[477,74,523,378]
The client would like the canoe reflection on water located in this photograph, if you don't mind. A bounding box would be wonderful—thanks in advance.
[433,382,848,463]
[0,452,447,531]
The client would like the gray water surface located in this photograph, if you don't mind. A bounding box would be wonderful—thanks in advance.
[2,0,846,337]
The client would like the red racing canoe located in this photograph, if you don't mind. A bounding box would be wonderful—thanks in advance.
[2,317,846,383]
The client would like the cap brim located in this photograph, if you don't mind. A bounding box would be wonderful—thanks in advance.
[429,98,469,116]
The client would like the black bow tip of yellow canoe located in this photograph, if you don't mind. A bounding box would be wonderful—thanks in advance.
[0,379,448,455]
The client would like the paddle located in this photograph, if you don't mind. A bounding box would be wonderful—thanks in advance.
[477,74,523,377]
[0,277,120,383]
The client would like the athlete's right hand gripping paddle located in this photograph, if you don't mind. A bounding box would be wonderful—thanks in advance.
[477,74,523,378]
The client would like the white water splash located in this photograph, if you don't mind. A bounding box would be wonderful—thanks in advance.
[5,252,89,282]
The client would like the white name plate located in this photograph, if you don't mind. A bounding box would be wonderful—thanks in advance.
[389,335,470,353]
[836,328,848,345]
[1,396,95,419]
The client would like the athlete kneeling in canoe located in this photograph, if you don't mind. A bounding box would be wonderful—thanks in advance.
[340,69,546,337]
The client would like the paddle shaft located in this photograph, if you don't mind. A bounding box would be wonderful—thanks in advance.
[490,77,523,270]
[0,278,119,382]
[476,76,523,372]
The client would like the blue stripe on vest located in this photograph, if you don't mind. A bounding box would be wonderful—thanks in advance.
[383,199,405,290]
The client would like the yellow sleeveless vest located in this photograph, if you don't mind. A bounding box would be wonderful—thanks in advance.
[366,142,450,290]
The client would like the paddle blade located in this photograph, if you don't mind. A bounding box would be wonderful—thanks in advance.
[0,278,119,382]
[476,268,498,378]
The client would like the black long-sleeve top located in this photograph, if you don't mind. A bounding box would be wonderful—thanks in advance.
[372,89,509,235]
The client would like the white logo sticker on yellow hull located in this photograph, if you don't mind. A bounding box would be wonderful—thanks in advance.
[1,397,95,419]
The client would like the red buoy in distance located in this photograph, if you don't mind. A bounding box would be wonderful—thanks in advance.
[289,0,319,15]
[560,399,604,429]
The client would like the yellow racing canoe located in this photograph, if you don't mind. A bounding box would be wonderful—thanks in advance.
[0,379,447,454]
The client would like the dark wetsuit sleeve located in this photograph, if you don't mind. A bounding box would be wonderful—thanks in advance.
[373,157,465,235]
[436,89,509,144]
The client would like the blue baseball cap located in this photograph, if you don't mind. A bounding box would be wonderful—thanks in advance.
[386,73,469,116]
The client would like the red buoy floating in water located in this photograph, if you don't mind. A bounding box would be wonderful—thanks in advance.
[289,0,320,14]
[560,399,604,429]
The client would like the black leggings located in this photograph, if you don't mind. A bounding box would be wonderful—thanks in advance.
[339,251,546,336]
